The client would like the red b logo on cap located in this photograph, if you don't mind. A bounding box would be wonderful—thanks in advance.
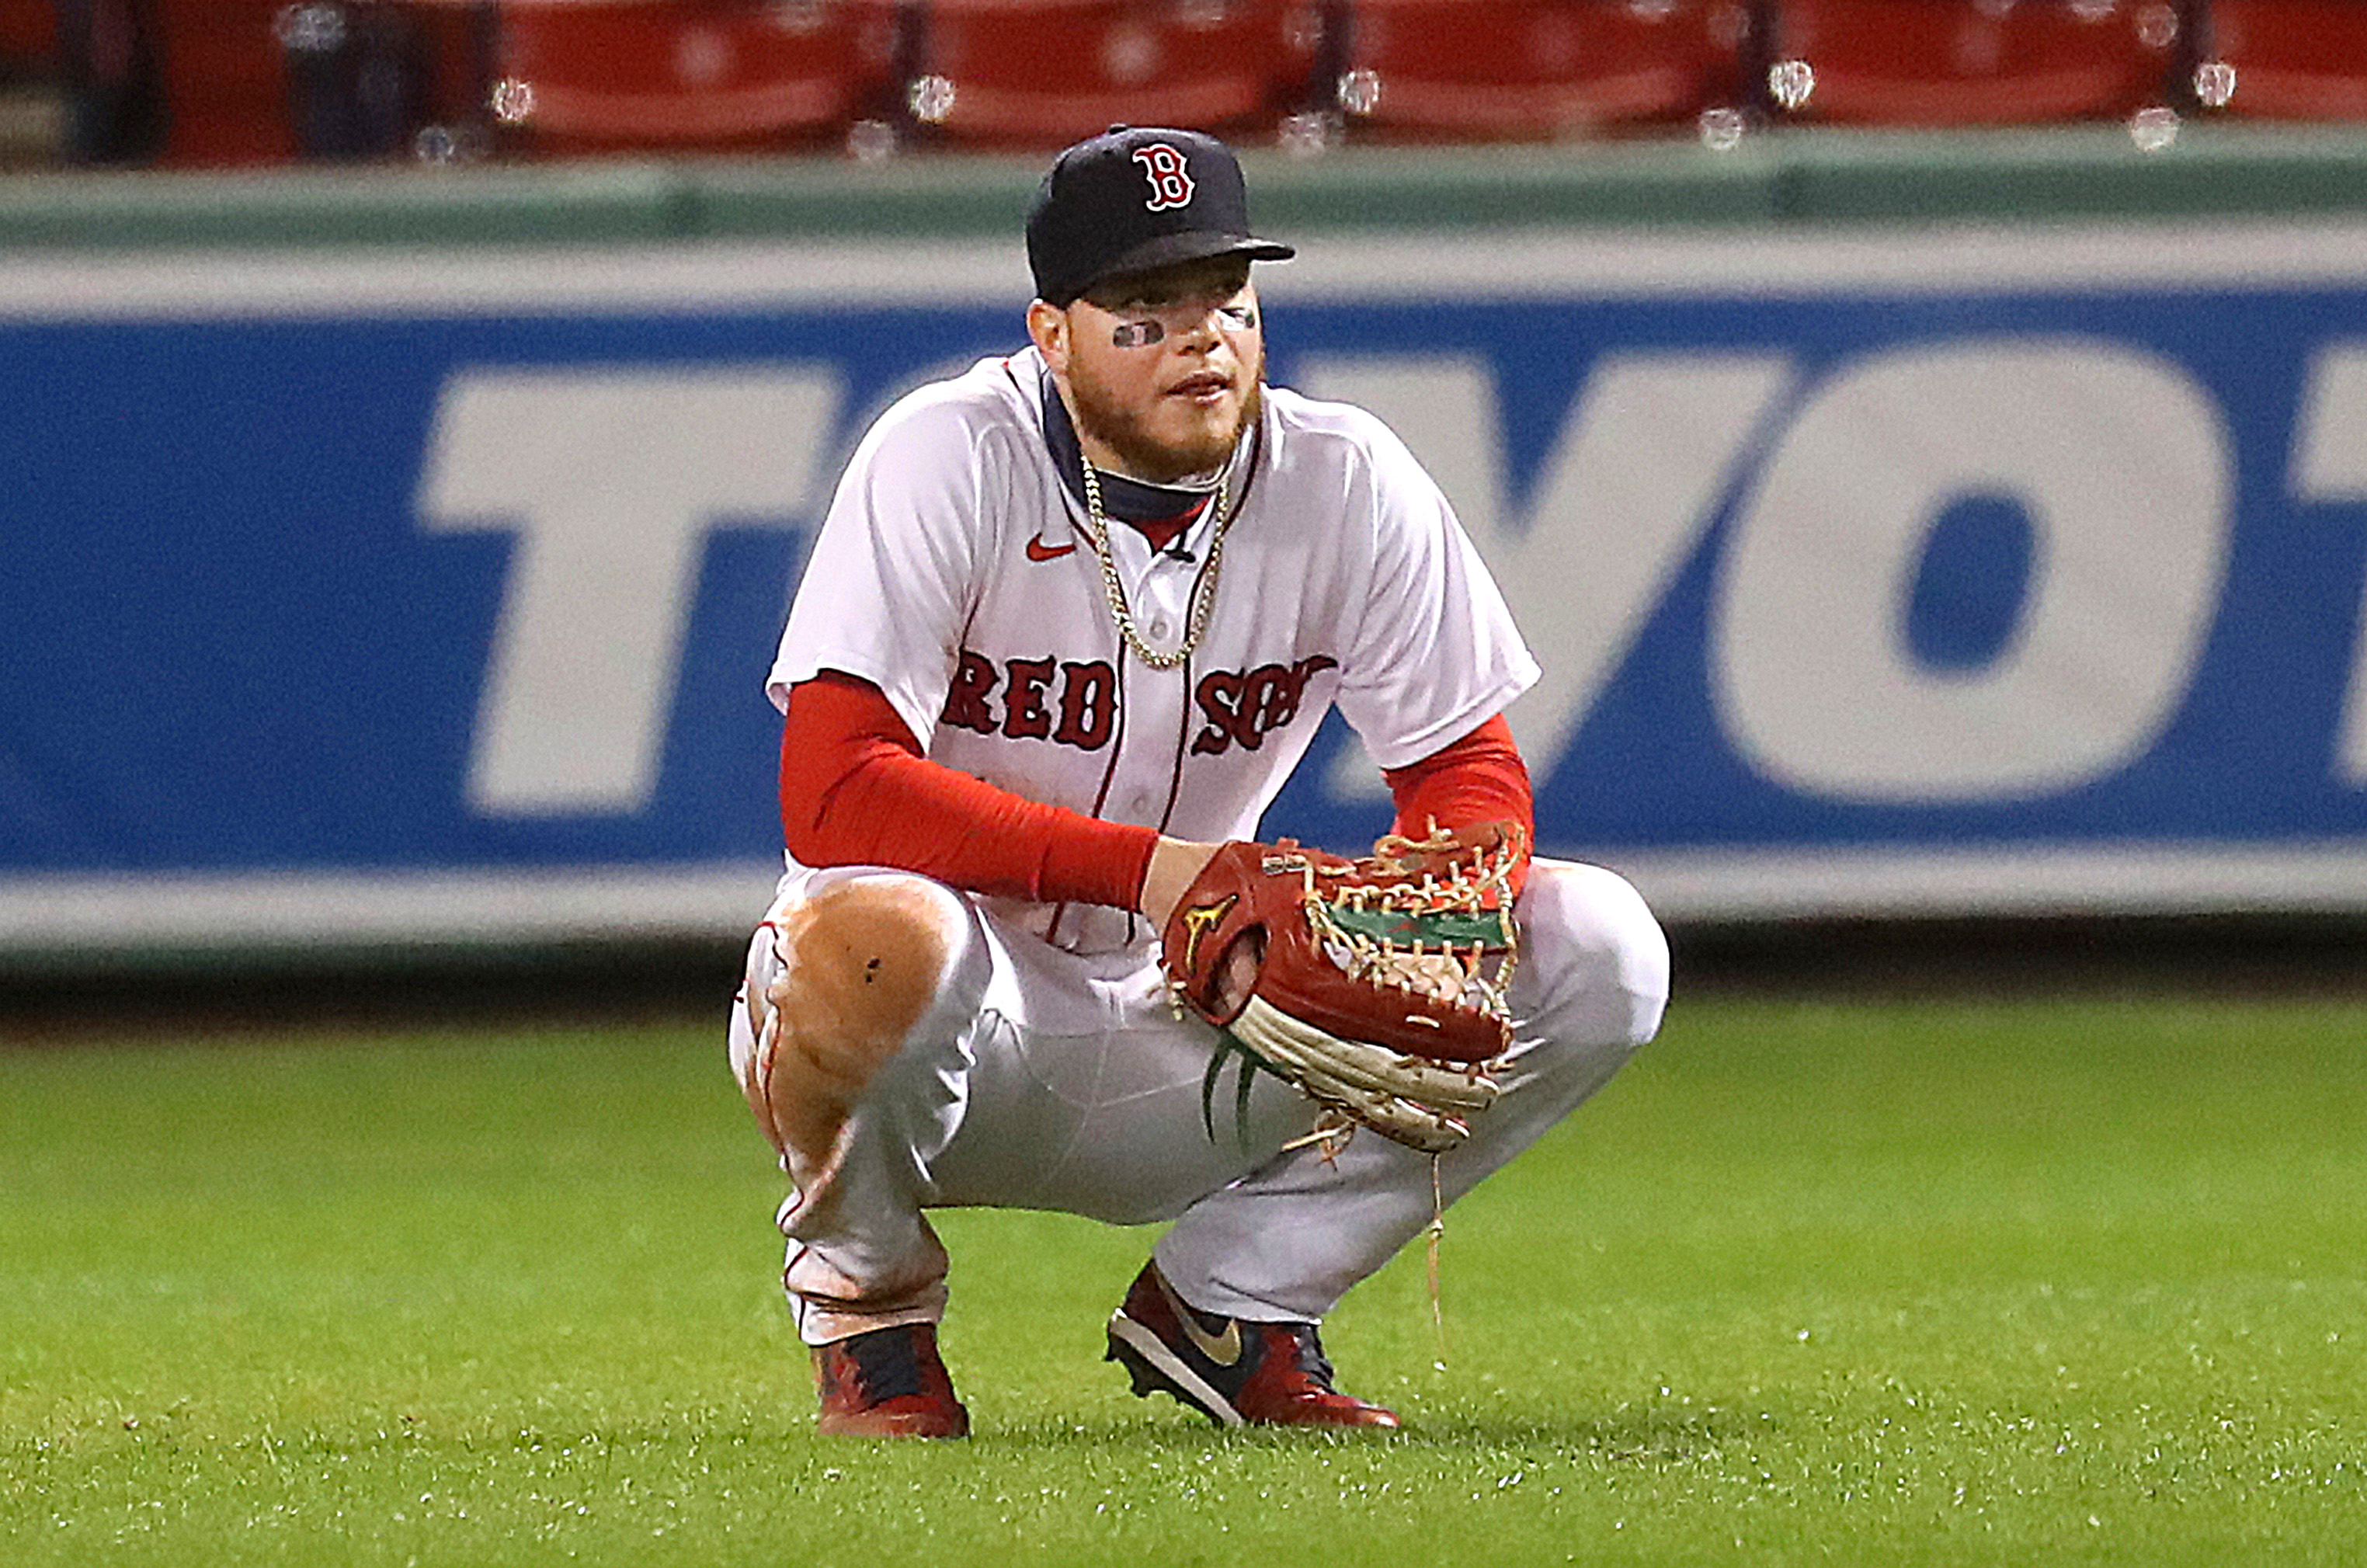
[1132,144,1195,211]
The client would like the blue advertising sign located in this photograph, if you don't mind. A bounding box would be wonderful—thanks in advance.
[7,226,2367,949]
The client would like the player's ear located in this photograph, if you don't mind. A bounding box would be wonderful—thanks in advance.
[1026,299,1069,370]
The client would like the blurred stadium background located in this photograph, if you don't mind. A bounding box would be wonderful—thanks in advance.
[17,1,2367,169]
[9,0,2367,1026]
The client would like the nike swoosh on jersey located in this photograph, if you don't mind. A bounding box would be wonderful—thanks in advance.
[1026,534,1077,561]
[1154,1266,1243,1367]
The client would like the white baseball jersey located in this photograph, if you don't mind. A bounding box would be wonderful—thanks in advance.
[769,346,1539,956]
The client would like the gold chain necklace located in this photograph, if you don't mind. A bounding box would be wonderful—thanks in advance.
[1077,459,1232,671]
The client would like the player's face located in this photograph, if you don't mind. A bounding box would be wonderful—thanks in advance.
[1042,257,1265,485]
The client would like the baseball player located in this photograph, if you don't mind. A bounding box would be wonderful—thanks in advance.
[727,125,1669,1438]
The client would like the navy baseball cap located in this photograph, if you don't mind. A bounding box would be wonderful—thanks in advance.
[1026,125,1295,307]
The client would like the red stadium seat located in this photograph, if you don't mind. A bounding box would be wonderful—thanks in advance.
[2193,0,2367,120]
[907,0,1330,151]
[491,0,906,155]
[150,0,299,165]
[1764,0,2184,127]
[1336,0,1759,142]
[0,0,55,75]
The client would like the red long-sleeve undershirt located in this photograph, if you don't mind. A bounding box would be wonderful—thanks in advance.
[777,670,1533,909]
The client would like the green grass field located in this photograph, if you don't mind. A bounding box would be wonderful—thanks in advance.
[4,988,2362,1565]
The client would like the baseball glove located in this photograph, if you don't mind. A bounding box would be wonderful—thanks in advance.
[1160,822,1527,1154]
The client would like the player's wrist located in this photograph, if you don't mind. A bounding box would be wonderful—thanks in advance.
[1139,836,1225,927]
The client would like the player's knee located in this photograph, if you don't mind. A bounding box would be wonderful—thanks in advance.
[1520,861,1670,1052]
[733,873,974,1159]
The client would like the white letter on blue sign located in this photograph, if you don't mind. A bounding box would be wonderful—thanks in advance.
[1295,350,1791,793]
[418,367,842,815]
[2294,344,2367,785]
[1714,339,2232,803]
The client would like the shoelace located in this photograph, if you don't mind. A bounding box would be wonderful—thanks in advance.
[1287,1325,1340,1389]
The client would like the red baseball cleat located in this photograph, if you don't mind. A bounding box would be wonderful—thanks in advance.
[812,1323,971,1438]
[1104,1261,1401,1430]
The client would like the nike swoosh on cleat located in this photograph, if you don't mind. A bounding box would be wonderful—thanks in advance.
[1107,1315,1246,1428]
[1026,534,1076,561]
[1152,1269,1243,1368]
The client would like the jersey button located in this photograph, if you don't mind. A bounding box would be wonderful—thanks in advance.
[1149,617,1172,638]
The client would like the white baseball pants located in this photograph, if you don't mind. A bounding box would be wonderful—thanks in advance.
[725,858,1669,1344]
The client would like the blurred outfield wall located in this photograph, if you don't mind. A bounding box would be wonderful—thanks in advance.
[9,127,2367,961]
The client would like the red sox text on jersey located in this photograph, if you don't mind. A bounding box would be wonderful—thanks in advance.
[942,651,1340,756]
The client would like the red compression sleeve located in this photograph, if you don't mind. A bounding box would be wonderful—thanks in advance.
[1380,714,1536,883]
[778,673,1158,909]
